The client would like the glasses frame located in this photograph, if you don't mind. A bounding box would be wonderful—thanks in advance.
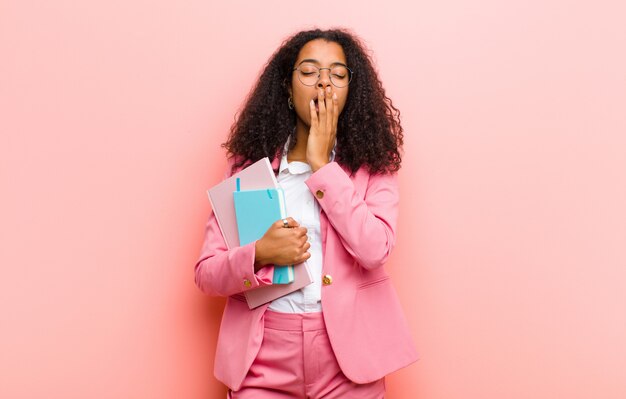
[292,63,354,88]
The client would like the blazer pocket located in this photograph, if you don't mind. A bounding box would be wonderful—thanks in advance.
[357,276,390,290]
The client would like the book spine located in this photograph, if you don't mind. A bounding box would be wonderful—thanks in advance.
[273,188,295,285]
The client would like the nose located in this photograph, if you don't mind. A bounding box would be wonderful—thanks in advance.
[316,68,332,89]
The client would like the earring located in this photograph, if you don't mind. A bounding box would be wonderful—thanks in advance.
[288,97,294,110]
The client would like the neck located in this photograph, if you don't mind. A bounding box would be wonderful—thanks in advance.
[287,122,309,163]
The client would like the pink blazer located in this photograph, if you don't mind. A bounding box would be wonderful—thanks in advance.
[194,157,419,390]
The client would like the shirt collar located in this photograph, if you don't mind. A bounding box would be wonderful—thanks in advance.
[278,135,337,176]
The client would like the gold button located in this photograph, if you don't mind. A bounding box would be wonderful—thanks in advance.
[243,279,251,287]
[316,190,324,199]
[322,274,333,285]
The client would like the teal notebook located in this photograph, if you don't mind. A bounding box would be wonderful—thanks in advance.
[233,185,295,284]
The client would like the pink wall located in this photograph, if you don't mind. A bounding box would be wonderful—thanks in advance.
[1,0,625,398]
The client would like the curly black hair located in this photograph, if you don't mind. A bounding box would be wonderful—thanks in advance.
[223,28,403,175]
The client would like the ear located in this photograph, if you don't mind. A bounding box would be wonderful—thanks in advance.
[283,78,292,98]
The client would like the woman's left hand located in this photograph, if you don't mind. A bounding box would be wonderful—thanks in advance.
[306,86,338,172]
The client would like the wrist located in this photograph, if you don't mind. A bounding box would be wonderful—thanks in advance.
[310,160,328,172]
[254,240,269,268]
[254,261,264,273]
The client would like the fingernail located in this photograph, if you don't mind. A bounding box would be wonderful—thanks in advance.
[310,99,314,106]
[332,93,337,100]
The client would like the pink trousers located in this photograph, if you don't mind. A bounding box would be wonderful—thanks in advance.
[228,310,385,399]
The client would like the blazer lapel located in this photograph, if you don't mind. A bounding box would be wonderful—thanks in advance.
[270,155,280,171]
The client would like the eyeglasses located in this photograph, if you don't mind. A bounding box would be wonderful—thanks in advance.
[292,63,353,88]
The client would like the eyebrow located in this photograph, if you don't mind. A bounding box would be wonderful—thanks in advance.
[297,58,348,68]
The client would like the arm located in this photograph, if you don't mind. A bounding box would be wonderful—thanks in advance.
[194,211,275,297]
[194,157,310,297]
[305,162,399,270]
[194,158,275,297]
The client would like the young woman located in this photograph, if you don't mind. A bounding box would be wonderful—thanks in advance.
[195,28,419,398]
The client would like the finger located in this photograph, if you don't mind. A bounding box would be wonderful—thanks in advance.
[326,87,334,134]
[276,217,299,228]
[332,92,339,132]
[317,87,326,125]
[293,261,308,267]
[298,234,308,246]
[293,231,307,244]
[325,86,333,109]
[286,217,300,228]
[309,99,318,126]
[297,251,312,263]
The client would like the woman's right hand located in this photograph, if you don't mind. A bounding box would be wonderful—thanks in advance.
[254,217,311,271]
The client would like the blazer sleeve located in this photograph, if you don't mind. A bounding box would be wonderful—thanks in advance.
[194,212,275,297]
[193,160,275,297]
[305,162,399,270]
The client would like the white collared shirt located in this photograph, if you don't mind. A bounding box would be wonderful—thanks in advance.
[268,142,335,313]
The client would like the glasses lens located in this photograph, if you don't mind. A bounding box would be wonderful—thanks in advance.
[297,64,319,86]
[330,66,351,88]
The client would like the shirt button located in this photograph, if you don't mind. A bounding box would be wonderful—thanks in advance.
[243,279,251,287]
[316,190,324,199]
[322,274,333,285]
